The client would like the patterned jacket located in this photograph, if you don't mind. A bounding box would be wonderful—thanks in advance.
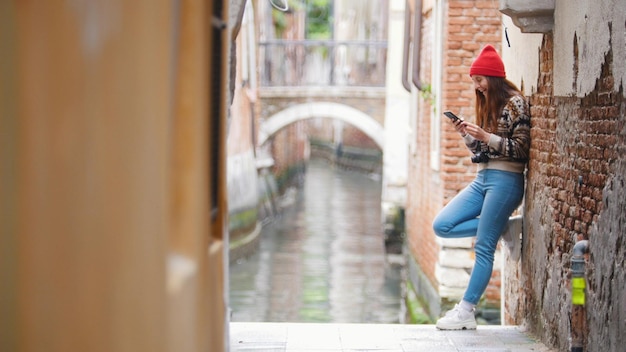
[463,95,531,172]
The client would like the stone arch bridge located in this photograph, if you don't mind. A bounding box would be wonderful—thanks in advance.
[258,90,385,151]
[258,87,386,150]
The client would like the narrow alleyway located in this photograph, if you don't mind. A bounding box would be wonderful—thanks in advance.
[228,159,556,351]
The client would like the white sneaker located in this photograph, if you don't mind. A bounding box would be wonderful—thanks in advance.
[436,304,477,330]
[501,215,523,261]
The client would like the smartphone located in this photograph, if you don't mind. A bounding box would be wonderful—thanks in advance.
[444,111,462,123]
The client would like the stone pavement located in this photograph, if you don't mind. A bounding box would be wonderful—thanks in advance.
[230,322,556,352]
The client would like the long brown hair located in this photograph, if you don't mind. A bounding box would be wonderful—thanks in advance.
[475,76,522,132]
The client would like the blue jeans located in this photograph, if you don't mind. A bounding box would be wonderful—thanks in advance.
[432,169,525,305]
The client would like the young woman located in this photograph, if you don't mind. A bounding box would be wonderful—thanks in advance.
[433,45,531,330]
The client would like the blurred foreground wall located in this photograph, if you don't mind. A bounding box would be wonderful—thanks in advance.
[0,1,231,351]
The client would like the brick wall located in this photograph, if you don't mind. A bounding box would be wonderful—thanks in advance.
[342,128,380,149]
[406,3,437,296]
[508,33,626,350]
[307,118,380,152]
[271,120,309,191]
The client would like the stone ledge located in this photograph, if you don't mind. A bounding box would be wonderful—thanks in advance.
[499,0,555,33]
[438,248,474,269]
[436,265,470,288]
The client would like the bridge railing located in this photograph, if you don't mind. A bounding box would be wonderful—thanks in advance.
[259,39,387,87]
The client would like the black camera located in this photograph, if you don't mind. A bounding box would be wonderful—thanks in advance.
[471,151,490,163]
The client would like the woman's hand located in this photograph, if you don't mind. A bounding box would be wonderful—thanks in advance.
[461,121,490,143]
[451,119,467,137]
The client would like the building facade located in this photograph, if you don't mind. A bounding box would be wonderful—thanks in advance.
[405,0,626,350]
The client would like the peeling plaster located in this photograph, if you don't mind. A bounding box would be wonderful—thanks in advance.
[553,0,626,96]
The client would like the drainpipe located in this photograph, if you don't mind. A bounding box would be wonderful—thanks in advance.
[570,239,589,352]
[401,0,423,92]
[401,0,412,92]
[411,0,423,91]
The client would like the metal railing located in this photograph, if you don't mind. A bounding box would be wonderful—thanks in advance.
[259,39,388,87]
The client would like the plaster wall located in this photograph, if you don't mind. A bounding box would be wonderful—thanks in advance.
[383,0,411,204]
[553,0,626,96]
[227,150,259,213]
[500,16,543,95]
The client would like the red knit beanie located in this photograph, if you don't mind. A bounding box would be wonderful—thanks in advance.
[470,44,506,77]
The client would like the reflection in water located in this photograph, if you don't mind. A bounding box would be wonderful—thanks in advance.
[229,159,402,323]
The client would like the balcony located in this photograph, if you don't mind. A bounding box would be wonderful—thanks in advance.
[259,39,388,87]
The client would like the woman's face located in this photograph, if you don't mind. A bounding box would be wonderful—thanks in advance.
[471,75,489,96]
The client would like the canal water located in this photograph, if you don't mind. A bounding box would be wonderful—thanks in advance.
[229,158,403,324]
